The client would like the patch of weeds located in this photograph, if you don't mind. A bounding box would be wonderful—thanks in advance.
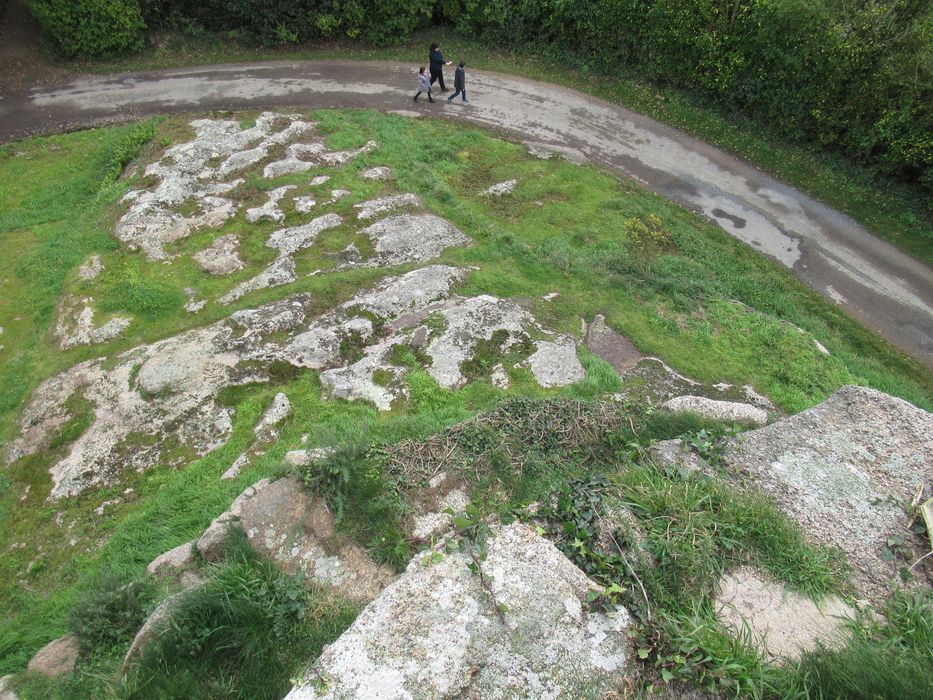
[99,268,184,319]
[269,360,303,384]
[125,532,357,700]
[294,441,410,570]
[460,330,534,381]
[388,343,431,369]
[67,574,154,655]
[683,424,744,473]
[338,329,369,364]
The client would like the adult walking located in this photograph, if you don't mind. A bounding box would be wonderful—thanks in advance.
[429,42,451,92]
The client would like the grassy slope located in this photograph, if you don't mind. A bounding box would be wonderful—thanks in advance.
[66,27,933,265]
[0,110,929,694]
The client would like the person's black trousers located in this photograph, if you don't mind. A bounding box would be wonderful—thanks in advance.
[430,69,446,91]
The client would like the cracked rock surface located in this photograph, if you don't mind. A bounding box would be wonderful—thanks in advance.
[285,522,632,699]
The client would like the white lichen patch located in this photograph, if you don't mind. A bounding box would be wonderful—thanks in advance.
[355,214,471,268]
[481,179,517,196]
[284,523,632,699]
[309,175,331,186]
[353,193,421,220]
[219,213,343,304]
[192,234,245,275]
[329,189,351,203]
[361,166,393,181]
[78,255,103,280]
[245,185,297,223]
[320,338,408,410]
[263,140,377,179]
[524,335,585,388]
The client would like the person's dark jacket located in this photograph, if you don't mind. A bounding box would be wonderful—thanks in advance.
[454,65,465,90]
[430,49,445,71]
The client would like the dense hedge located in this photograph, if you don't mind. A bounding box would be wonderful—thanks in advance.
[25,0,145,58]
[25,0,931,192]
[142,0,433,47]
[443,0,932,192]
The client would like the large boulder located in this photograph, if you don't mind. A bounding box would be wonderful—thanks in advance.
[658,386,931,601]
[26,634,79,678]
[661,395,768,426]
[285,523,633,699]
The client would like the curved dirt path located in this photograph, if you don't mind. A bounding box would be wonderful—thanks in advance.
[1,60,930,368]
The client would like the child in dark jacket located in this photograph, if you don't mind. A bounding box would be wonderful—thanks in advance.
[447,62,468,103]
[413,66,434,103]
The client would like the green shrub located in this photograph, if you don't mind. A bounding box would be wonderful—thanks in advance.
[67,575,154,654]
[125,534,357,700]
[25,0,146,58]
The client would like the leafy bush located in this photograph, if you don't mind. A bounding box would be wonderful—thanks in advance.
[67,575,153,654]
[25,0,146,58]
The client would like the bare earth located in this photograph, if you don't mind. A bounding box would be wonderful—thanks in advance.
[0,34,929,368]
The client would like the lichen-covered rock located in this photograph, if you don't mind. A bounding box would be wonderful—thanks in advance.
[662,396,768,426]
[117,112,314,260]
[146,540,195,577]
[525,335,585,388]
[78,255,102,280]
[426,295,539,389]
[361,166,393,181]
[283,447,337,467]
[353,193,421,220]
[54,297,131,349]
[264,140,376,179]
[481,179,517,196]
[285,523,632,699]
[221,453,250,480]
[716,568,854,660]
[0,674,18,700]
[193,234,245,275]
[121,581,202,676]
[219,213,343,304]
[246,185,296,223]
[613,358,777,413]
[718,386,932,600]
[354,214,470,268]
[26,635,79,678]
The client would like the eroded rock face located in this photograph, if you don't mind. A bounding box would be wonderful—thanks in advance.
[361,166,393,181]
[355,214,470,269]
[717,386,932,600]
[285,523,632,699]
[716,568,854,660]
[4,266,466,498]
[146,540,195,577]
[115,113,377,261]
[54,297,131,349]
[27,635,79,678]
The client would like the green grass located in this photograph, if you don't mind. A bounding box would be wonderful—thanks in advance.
[51,27,933,264]
[0,109,930,697]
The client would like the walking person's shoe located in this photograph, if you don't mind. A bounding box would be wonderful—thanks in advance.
[447,95,454,102]
[462,98,469,104]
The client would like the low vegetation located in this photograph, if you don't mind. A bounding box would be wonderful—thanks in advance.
[0,110,928,698]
